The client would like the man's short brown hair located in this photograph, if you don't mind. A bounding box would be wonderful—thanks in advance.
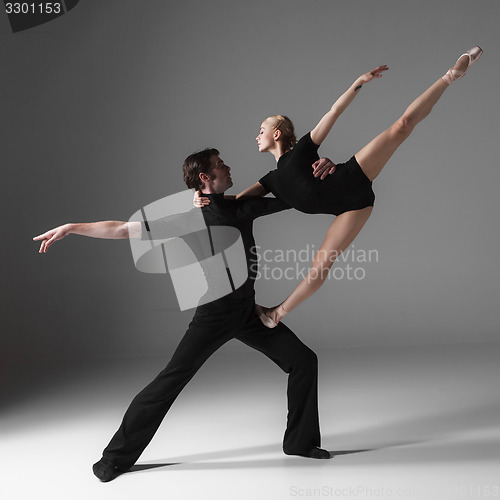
[182,148,220,190]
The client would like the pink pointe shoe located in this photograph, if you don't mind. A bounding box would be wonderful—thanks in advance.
[255,304,278,328]
[442,46,483,84]
[255,304,287,328]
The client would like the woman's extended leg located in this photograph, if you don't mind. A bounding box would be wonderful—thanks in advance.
[259,206,373,326]
[355,47,482,182]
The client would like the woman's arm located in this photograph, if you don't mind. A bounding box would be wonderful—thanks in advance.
[193,183,269,207]
[193,156,336,207]
[235,182,268,200]
[235,159,335,196]
[310,65,388,146]
[33,221,142,253]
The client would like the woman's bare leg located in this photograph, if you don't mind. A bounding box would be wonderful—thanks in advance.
[355,78,449,181]
[262,206,373,326]
[355,51,474,182]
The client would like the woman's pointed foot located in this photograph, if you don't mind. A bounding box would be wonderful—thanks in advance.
[255,304,277,328]
[255,304,287,328]
[442,46,483,85]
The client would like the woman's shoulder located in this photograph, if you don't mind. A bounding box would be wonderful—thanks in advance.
[296,132,312,144]
[292,132,319,152]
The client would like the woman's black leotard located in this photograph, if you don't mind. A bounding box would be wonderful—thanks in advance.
[258,132,375,216]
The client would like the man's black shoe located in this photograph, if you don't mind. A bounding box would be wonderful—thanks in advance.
[284,447,332,459]
[92,459,127,482]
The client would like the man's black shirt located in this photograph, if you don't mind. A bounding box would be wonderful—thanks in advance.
[141,193,290,304]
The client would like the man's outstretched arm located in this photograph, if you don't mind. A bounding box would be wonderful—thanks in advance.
[33,221,142,253]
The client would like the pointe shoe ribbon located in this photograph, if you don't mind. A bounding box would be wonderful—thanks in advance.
[442,46,483,84]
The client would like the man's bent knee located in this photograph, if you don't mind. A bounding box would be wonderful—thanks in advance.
[295,348,318,370]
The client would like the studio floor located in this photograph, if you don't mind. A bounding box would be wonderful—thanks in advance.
[2,343,500,500]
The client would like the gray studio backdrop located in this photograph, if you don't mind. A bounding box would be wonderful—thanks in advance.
[2,0,499,364]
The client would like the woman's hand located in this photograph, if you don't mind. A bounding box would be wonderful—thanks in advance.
[312,157,336,180]
[193,190,210,208]
[357,65,389,85]
[33,224,70,253]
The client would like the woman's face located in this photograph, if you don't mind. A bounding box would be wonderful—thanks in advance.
[256,119,277,153]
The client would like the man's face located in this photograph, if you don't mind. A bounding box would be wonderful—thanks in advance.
[202,155,233,194]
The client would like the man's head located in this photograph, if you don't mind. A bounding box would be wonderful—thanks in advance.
[183,148,233,194]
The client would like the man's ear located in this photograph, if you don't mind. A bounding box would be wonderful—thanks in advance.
[199,171,210,190]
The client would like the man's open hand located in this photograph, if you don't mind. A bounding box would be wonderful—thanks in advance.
[312,157,336,180]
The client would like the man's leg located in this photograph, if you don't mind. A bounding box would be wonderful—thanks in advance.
[236,304,327,458]
[94,310,233,481]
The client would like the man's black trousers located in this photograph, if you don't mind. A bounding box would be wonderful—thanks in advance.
[101,298,321,469]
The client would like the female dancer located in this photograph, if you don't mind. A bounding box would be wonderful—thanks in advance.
[196,46,483,327]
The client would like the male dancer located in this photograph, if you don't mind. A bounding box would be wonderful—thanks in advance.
[33,151,334,482]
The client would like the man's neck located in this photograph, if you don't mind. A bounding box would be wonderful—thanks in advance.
[200,188,225,195]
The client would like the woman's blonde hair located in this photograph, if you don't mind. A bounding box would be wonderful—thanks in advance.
[266,115,296,149]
